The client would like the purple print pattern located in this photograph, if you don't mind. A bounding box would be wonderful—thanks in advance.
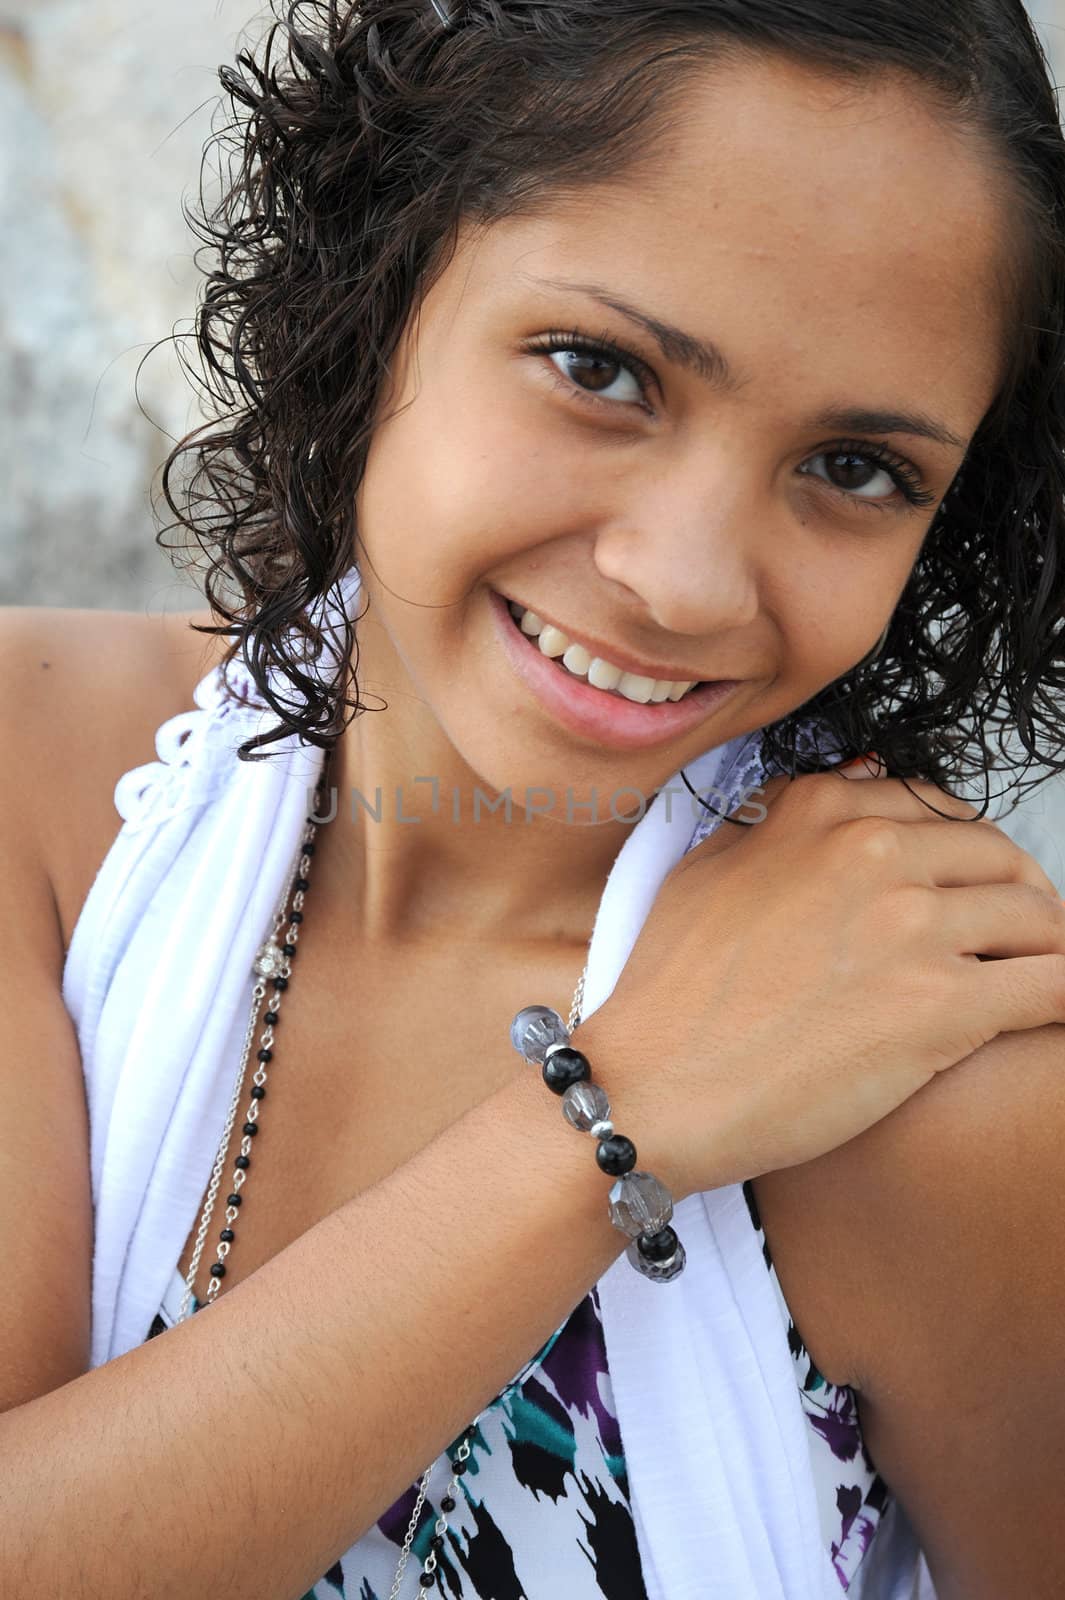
[147,1187,890,1598]
[742,1179,891,1591]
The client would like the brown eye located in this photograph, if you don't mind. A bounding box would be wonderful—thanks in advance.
[822,451,895,497]
[564,351,620,390]
[799,451,901,499]
[799,440,936,510]
[547,346,644,403]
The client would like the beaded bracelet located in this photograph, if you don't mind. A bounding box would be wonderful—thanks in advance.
[509,1005,686,1282]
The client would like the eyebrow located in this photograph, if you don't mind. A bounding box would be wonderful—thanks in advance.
[525,274,967,452]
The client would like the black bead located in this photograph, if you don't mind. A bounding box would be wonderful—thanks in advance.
[636,1225,679,1263]
[220,1228,235,1243]
[264,1010,279,1024]
[234,1156,250,1170]
[257,1048,273,1062]
[227,1193,242,1207]
[596,1134,638,1176]
[541,1047,591,1095]
[242,1122,258,1137]
[418,1576,433,1590]
[289,912,303,924]
[209,1262,226,1278]
[294,877,310,891]
[440,1494,456,1512]
[430,1534,444,1551]
[250,1084,265,1099]
[281,943,296,957]
[452,1459,468,1476]
[273,977,289,991]
[302,842,316,856]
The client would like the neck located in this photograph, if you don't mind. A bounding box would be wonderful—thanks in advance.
[325,649,644,951]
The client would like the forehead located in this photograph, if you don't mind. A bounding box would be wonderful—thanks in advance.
[450,52,1011,427]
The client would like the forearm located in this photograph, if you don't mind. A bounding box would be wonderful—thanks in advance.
[0,1061,630,1598]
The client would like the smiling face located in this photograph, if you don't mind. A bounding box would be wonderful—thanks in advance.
[350,50,1009,809]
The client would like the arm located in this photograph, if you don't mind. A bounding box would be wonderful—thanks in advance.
[0,1048,637,1598]
[0,608,648,1599]
[823,1019,1065,1596]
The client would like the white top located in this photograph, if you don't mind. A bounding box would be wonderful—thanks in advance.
[61,564,935,1599]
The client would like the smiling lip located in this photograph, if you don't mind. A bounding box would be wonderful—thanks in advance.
[489,589,743,752]
[499,592,719,684]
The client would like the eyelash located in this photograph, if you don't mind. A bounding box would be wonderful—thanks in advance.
[524,327,938,512]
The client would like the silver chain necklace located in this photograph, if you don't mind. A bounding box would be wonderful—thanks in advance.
[176,764,590,1596]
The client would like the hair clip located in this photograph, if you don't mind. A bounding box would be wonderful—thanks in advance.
[428,0,458,30]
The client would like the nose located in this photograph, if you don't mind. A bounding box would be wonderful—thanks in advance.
[590,463,762,637]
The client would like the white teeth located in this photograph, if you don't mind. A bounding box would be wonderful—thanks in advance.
[508,600,700,703]
[587,657,623,692]
[616,672,655,704]
[561,643,592,676]
[537,624,569,658]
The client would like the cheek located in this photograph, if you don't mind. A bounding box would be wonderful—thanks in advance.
[777,543,920,682]
[356,373,597,591]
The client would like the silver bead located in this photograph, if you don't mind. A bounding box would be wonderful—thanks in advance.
[588,1118,614,1140]
[561,1080,611,1132]
[608,1171,674,1239]
[509,1005,569,1064]
[253,941,286,979]
[626,1236,687,1282]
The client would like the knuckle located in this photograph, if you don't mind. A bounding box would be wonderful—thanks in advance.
[832,813,907,870]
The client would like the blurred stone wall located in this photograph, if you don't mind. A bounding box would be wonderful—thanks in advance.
[0,0,264,614]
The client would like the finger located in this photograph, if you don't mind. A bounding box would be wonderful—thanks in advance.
[933,881,1065,959]
[839,815,1061,897]
[962,951,1065,1039]
[817,770,986,827]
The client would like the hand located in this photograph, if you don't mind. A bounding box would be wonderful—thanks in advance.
[577,760,1065,1200]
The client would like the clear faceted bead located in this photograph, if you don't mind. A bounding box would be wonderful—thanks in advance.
[562,1080,611,1132]
[608,1171,674,1239]
[509,1005,570,1064]
[625,1236,687,1282]
[253,942,286,979]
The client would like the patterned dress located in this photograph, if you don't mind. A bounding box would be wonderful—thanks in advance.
[146,1180,890,1598]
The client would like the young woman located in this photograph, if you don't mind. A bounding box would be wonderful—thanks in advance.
[4,1,1065,1596]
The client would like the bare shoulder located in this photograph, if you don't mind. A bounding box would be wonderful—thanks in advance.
[0,600,218,1407]
[758,1017,1065,1594]
[0,602,227,950]
[868,1022,1065,1592]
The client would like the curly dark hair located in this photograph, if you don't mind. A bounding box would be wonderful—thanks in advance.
[157,0,1065,818]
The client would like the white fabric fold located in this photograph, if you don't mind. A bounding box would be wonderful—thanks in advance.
[62,565,931,1598]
